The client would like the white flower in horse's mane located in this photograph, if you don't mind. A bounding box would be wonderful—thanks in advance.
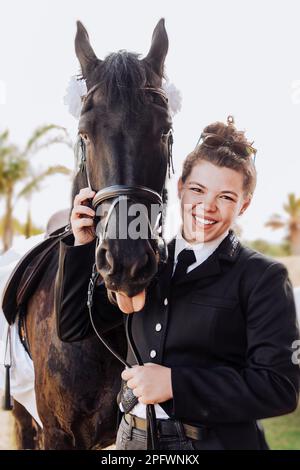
[63,75,87,119]
[63,75,182,119]
[161,79,182,117]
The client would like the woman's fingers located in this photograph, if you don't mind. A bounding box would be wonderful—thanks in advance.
[121,365,139,381]
[74,187,95,207]
[71,205,95,219]
[72,218,95,230]
[71,188,96,245]
[127,378,138,390]
[132,388,142,399]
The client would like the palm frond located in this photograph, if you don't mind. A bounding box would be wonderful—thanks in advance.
[25,134,73,156]
[265,213,285,230]
[24,125,73,155]
[283,193,300,217]
[0,129,9,145]
[16,165,71,200]
[0,215,43,236]
[0,150,28,194]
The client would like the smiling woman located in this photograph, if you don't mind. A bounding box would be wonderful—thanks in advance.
[56,115,300,450]
[178,116,257,244]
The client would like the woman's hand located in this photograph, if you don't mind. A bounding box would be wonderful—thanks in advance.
[71,187,96,246]
[121,363,173,405]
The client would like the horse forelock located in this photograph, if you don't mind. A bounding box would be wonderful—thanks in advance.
[89,51,156,112]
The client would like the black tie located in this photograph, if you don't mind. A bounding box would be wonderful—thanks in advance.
[172,248,196,284]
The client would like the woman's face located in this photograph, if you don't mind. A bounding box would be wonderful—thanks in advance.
[178,161,251,244]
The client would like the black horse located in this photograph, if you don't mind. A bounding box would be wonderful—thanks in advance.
[15,19,173,449]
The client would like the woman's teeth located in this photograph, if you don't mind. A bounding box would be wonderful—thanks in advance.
[194,215,217,225]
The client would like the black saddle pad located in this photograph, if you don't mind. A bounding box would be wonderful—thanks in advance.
[1,226,72,325]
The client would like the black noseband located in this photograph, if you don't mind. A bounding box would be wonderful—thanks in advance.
[92,184,167,264]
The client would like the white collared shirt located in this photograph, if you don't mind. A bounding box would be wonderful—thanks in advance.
[120,228,230,419]
[173,228,230,275]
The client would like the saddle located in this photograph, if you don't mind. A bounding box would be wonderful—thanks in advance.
[1,224,72,325]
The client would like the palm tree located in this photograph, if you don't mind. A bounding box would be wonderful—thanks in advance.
[0,125,72,251]
[0,215,44,237]
[0,130,28,250]
[265,193,300,255]
[16,165,71,239]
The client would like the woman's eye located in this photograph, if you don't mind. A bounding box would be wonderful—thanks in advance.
[220,195,235,202]
[190,187,203,193]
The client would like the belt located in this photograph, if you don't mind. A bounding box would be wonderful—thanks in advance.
[124,413,210,441]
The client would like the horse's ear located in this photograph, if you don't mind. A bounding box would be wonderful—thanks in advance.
[144,18,169,78]
[75,21,100,78]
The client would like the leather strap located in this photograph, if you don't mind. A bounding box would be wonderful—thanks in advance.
[1,225,72,325]
[124,413,210,441]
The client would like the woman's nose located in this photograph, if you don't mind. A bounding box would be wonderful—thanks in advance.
[203,196,217,212]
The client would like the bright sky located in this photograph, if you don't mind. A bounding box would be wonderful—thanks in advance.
[1,0,300,242]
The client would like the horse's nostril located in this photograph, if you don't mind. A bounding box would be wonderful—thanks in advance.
[98,247,115,274]
[98,244,157,284]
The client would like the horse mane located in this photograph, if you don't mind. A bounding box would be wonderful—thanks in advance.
[93,51,152,112]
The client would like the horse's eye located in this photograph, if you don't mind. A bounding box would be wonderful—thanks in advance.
[161,128,171,138]
[80,132,89,143]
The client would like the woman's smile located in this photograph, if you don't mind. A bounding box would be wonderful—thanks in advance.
[192,214,219,228]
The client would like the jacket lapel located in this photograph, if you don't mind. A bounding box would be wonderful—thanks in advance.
[180,253,221,284]
[156,238,176,295]
[170,229,241,286]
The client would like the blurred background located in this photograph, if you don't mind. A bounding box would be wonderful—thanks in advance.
[0,0,300,450]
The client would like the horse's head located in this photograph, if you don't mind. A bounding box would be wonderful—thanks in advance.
[72,19,172,313]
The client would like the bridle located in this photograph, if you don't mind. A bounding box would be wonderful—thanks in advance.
[78,81,174,450]
[79,82,174,264]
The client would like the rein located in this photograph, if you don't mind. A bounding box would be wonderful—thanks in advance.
[80,82,174,450]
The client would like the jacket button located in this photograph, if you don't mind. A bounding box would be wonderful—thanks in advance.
[150,350,157,358]
[164,298,168,306]
[155,323,162,332]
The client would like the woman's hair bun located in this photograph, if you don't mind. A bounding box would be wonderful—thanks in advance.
[202,116,250,146]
